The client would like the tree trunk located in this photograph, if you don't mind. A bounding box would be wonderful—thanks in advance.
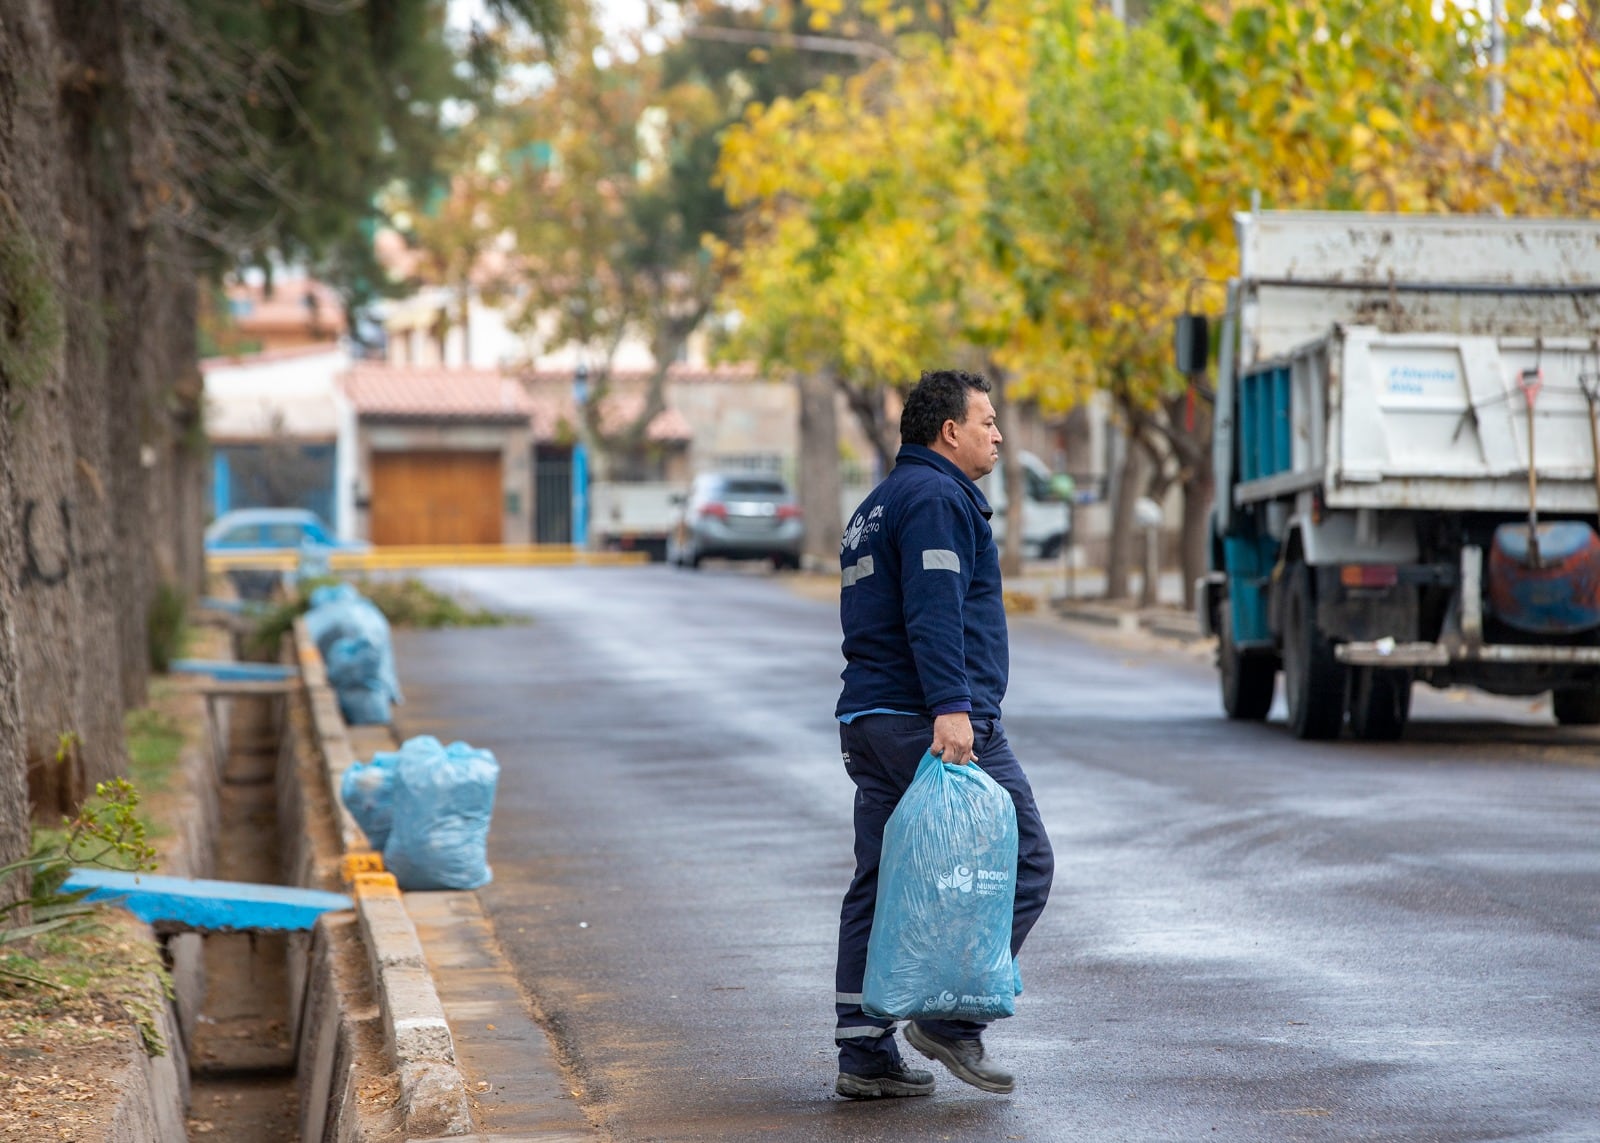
[1154,385,1215,613]
[0,401,29,912]
[991,366,1024,579]
[1136,430,1176,609]
[1180,464,1213,612]
[1104,422,1147,602]
[797,369,843,570]
[839,377,897,477]
[0,0,44,907]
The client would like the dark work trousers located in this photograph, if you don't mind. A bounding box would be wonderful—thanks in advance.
[834,713,1054,1076]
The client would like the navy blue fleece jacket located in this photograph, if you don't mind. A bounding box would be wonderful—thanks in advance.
[835,445,1009,720]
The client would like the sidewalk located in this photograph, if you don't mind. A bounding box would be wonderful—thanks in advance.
[1010,565,1204,643]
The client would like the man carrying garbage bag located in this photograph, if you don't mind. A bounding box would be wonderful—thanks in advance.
[832,369,1054,1100]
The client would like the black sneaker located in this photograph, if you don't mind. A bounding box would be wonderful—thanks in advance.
[904,1022,1015,1094]
[834,1061,936,1100]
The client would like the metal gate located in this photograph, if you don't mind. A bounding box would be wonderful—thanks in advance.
[535,445,573,544]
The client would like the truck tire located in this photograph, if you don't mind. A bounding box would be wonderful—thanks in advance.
[1220,599,1275,721]
[1038,534,1063,560]
[1348,667,1411,740]
[1551,687,1600,725]
[1283,563,1347,740]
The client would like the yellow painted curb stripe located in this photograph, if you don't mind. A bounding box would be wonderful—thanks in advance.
[207,546,651,572]
[351,871,400,898]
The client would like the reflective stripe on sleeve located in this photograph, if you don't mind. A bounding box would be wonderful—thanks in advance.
[842,555,875,587]
[836,992,863,1005]
[922,549,960,573]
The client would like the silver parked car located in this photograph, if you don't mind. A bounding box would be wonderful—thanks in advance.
[668,473,804,570]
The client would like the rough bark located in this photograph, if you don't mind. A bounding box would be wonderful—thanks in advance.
[1174,394,1214,611]
[838,376,898,476]
[2,0,202,818]
[990,367,1025,579]
[797,369,843,570]
[0,0,37,906]
[1103,421,1147,603]
[0,409,28,911]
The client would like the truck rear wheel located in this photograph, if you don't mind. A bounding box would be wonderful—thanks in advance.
[1283,563,1347,740]
[1551,687,1600,725]
[1349,667,1411,740]
[1220,599,1275,721]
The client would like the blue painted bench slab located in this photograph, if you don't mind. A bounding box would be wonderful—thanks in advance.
[62,870,352,934]
[169,659,298,683]
[197,597,273,616]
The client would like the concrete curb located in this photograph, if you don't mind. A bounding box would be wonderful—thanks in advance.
[1053,600,1205,643]
[296,618,477,1138]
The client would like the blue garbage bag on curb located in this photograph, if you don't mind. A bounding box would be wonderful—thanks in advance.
[861,751,1020,1023]
[383,737,499,891]
[341,744,403,851]
[303,585,403,723]
[324,635,391,724]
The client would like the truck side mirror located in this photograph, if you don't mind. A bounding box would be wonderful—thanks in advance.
[1175,313,1209,376]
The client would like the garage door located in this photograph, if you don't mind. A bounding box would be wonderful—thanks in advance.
[370,451,503,546]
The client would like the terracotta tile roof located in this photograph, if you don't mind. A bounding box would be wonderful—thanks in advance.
[340,366,536,424]
[523,364,758,387]
[227,277,347,337]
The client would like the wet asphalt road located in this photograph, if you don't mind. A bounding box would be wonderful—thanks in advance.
[392,565,1600,1143]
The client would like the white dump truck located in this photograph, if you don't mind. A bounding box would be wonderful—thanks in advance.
[1192,211,1600,739]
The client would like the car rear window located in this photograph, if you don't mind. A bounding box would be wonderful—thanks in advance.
[723,479,786,496]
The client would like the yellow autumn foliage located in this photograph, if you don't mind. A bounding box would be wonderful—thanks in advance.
[717,0,1600,429]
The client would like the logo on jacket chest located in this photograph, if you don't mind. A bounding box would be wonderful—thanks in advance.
[840,504,885,553]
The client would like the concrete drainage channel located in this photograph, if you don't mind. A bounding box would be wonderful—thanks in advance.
[103,616,488,1140]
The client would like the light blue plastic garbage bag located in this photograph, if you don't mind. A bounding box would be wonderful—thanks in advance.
[384,738,499,891]
[308,582,361,611]
[340,736,444,850]
[340,748,399,850]
[303,587,404,710]
[862,751,1019,1022]
[324,635,391,724]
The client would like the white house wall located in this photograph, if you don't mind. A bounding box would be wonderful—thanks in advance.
[203,346,350,440]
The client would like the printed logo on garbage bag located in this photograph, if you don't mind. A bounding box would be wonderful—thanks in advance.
[936,864,1009,895]
[923,989,1008,1014]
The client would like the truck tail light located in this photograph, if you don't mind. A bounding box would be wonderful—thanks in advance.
[1340,564,1399,589]
[777,504,803,520]
[700,502,728,520]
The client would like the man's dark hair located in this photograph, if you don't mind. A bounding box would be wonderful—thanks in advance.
[900,370,992,447]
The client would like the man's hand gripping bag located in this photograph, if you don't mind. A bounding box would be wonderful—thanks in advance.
[862,751,1020,1022]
